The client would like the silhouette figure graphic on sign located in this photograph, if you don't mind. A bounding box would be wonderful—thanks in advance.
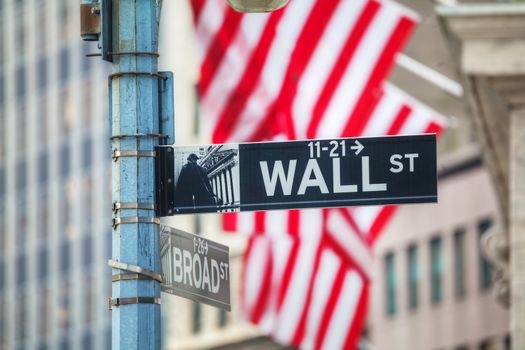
[174,153,217,212]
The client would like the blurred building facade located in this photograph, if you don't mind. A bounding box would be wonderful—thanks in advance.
[438,2,525,349]
[0,1,515,350]
[0,0,112,349]
[368,1,511,349]
[370,145,509,350]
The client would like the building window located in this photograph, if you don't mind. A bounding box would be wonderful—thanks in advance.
[0,258,4,292]
[0,110,4,165]
[219,309,227,328]
[83,138,92,170]
[504,334,511,350]
[0,74,4,106]
[479,339,496,350]
[0,169,3,198]
[16,253,26,287]
[430,236,442,303]
[16,159,27,191]
[59,282,71,331]
[385,252,396,316]
[60,240,70,273]
[60,143,70,177]
[38,152,49,184]
[479,218,493,290]
[0,18,4,69]
[38,190,49,241]
[193,302,202,333]
[39,287,50,337]
[37,56,47,89]
[82,331,92,350]
[105,328,111,350]
[38,97,48,147]
[16,105,27,156]
[59,337,69,350]
[83,234,93,267]
[407,245,418,310]
[15,65,26,100]
[83,274,93,325]
[38,247,48,281]
[15,18,25,62]
[36,3,47,55]
[16,293,26,340]
[59,47,69,83]
[61,184,71,235]
[16,196,27,248]
[0,295,5,347]
[0,199,4,257]
[454,229,466,298]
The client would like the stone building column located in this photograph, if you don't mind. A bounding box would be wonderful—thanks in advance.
[438,4,525,348]
[220,170,227,204]
[511,108,525,345]
[228,168,235,204]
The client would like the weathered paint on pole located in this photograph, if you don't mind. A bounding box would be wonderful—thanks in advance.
[110,1,161,349]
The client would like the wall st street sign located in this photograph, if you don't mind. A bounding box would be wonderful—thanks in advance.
[160,225,230,311]
[155,134,438,216]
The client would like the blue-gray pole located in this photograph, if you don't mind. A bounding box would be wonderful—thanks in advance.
[110,1,161,349]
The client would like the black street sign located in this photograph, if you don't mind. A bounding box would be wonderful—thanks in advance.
[156,134,437,216]
[160,225,230,311]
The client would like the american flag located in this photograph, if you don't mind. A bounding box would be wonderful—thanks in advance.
[228,84,445,349]
[189,0,446,348]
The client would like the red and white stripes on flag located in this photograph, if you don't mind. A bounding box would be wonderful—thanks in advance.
[190,0,446,349]
[222,83,446,242]
[226,85,445,349]
[191,0,418,143]
[241,209,371,350]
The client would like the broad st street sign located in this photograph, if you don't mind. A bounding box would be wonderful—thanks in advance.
[155,134,437,216]
[160,225,230,311]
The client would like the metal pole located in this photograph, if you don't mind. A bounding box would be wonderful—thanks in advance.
[110,1,161,349]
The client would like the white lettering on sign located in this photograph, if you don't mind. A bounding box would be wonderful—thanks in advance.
[389,153,419,173]
[298,159,329,195]
[362,156,387,192]
[171,246,229,294]
[333,158,357,193]
[259,156,389,196]
[405,153,419,172]
[259,160,297,196]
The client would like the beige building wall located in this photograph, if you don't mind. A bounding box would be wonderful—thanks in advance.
[370,145,509,350]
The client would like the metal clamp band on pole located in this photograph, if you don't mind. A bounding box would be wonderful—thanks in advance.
[108,297,161,310]
[108,51,160,57]
[109,71,167,81]
[112,216,160,229]
[112,202,156,213]
[112,150,156,161]
[108,259,163,283]
[112,273,152,282]
[109,133,168,140]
